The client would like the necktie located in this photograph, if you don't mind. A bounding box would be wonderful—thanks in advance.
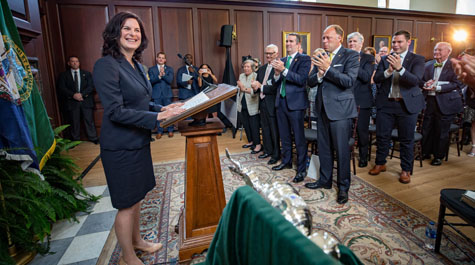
[434,62,443,68]
[280,56,292,98]
[329,53,334,62]
[74,71,79,92]
[261,65,271,99]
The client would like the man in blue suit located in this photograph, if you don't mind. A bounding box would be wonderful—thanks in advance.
[176,54,199,100]
[304,25,359,205]
[149,52,174,138]
[369,30,425,184]
[347,32,375,168]
[270,33,311,183]
[421,42,463,166]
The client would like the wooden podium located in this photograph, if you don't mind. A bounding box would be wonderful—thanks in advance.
[161,84,237,262]
[178,118,226,262]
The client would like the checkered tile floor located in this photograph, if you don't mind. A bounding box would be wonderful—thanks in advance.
[30,185,116,265]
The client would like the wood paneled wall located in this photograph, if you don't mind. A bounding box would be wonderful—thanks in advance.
[41,0,475,134]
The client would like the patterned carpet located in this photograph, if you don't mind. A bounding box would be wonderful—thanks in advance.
[109,152,474,265]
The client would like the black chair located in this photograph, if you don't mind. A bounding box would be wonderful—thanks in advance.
[445,112,464,161]
[349,111,359,175]
[435,189,475,262]
[389,111,424,174]
[368,122,376,162]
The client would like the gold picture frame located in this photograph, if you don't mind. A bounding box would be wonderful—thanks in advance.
[409,38,418,53]
[282,31,311,56]
[373,35,391,54]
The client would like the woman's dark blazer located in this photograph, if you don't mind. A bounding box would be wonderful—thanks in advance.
[93,55,161,150]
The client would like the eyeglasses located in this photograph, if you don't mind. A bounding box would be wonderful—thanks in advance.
[265,52,276,55]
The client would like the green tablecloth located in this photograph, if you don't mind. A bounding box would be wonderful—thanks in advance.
[200,186,363,265]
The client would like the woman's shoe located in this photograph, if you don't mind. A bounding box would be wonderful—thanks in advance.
[468,145,475,157]
[134,242,163,254]
[242,143,253,148]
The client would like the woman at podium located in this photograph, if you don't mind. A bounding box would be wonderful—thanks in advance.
[93,12,183,265]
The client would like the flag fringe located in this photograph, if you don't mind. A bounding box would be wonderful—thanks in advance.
[39,138,56,170]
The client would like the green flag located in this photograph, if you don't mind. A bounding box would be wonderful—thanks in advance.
[0,0,55,170]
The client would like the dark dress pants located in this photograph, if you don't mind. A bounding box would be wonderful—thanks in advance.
[316,107,352,192]
[375,101,418,172]
[239,108,260,146]
[276,97,306,173]
[260,99,280,160]
[154,97,174,133]
[422,96,455,159]
[70,103,97,141]
[357,107,371,161]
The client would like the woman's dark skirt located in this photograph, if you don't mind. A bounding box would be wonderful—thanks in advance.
[101,144,156,209]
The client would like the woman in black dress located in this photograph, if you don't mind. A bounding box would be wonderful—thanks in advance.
[93,12,183,265]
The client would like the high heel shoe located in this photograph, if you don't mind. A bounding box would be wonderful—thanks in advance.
[134,242,163,254]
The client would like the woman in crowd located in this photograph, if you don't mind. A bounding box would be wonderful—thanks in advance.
[197,64,218,90]
[93,12,184,265]
[237,59,262,153]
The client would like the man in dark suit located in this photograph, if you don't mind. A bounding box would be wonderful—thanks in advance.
[176,54,199,100]
[304,25,359,205]
[270,33,311,182]
[57,56,97,143]
[347,32,375,167]
[421,42,463,166]
[369,30,425,184]
[251,44,281,165]
[149,52,174,138]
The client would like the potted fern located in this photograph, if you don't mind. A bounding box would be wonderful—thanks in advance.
[0,125,99,264]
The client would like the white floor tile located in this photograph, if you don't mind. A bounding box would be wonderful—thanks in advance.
[91,196,115,214]
[84,185,107,197]
[50,215,88,241]
[57,231,109,264]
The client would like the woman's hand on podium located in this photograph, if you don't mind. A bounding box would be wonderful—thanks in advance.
[157,103,185,121]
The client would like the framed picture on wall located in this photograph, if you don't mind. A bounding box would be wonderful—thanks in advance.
[373,35,391,54]
[282,31,311,56]
[409,38,418,53]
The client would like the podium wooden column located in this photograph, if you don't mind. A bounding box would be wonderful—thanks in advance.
[178,118,226,262]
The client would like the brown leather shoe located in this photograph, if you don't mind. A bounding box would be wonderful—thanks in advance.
[368,164,386,175]
[399,171,411,184]
[156,133,162,139]
[168,131,174,138]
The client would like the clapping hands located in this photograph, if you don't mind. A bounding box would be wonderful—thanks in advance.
[451,54,475,88]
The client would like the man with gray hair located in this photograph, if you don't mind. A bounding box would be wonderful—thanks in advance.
[252,44,281,164]
[420,42,463,166]
[347,32,375,167]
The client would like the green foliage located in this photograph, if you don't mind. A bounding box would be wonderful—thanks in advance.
[0,126,100,264]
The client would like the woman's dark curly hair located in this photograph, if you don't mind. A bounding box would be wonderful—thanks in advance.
[101,12,148,62]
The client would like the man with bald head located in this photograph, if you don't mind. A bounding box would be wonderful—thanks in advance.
[305,25,359,204]
[421,42,463,166]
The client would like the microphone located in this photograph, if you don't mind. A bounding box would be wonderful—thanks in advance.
[177,53,183,59]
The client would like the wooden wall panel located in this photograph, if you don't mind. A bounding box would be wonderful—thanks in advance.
[397,20,414,35]
[375,18,393,36]
[115,6,155,68]
[235,10,264,64]
[415,21,433,58]
[326,15,349,44]
[198,9,229,82]
[58,4,108,72]
[350,16,372,48]
[158,7,193,85]
[268,12,294,54]
[299,13,323,52]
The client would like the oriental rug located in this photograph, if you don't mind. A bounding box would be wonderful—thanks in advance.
[108,152,474,265]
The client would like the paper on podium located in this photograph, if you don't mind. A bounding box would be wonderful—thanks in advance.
[160,83,238,128]
[182,92,209,110]
[182,73,193,82]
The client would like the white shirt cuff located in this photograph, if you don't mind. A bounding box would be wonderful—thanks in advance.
[282,68,289,77]
[384,69,393,78]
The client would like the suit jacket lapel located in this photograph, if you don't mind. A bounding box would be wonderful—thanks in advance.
[288,53,300,71]
[331,47,345,66]
[119,57,148,92]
